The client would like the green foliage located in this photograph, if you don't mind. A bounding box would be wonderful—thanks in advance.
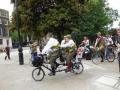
[10,31,19,41]
[10,0,117,40]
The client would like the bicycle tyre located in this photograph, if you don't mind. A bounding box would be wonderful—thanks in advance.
[73,62,84,74]
[92,52,101,65]
[32,67,45,81]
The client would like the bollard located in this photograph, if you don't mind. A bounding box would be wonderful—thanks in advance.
[18,45,24,65]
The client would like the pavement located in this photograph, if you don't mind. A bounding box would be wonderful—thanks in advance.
[0,47,120,90]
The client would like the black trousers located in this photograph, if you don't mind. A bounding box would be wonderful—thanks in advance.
[5,52,10,60]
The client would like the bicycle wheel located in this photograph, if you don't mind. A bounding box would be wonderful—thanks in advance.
[32,67,45,81]
[73,62,84,74]
[107,52,115,62]
[92,52,101,65]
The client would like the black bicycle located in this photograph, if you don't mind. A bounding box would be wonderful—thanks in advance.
[32,50,84,81]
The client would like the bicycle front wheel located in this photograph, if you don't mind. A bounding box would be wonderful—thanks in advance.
[32,67,45,81]
[92,52,101,65]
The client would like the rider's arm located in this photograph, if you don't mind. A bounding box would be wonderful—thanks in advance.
[61,40,65,46]
[94,39,98,47]
[85,40,89,46]
[116,43,120,48]
[110,38,113,45]
[61,40,75,48]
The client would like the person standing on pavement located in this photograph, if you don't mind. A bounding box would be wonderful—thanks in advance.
[5,45,10,60]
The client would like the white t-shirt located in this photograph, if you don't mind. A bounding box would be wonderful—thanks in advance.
[42,38,59,55]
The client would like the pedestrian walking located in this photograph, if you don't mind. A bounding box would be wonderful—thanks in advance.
[5,45,10,60]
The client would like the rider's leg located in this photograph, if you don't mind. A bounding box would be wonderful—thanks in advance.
[66,51,75,71]
[49,57,56,76]
[100,50,104,62]
[48,50,59,76]
[104,46,108,59]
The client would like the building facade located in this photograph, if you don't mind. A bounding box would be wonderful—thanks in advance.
[0,9,12,51]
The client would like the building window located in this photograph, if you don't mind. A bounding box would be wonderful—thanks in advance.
[0,39,3,44]
[3,19,8,25]
[6,39,9,45]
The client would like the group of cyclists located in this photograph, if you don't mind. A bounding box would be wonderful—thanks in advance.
[30,28,120,76]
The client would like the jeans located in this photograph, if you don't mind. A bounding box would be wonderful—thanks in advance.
[105,46,109,59]
[31,52,37,61]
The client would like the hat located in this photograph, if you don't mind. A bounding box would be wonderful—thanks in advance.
[64,35,67,38]
[65,34,71,39]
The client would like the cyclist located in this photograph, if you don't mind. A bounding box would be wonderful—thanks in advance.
[94,32,105,62]
[80,36,90,47]
[42,34,60,76]
[78,36,90,59]
[61,35,77,72]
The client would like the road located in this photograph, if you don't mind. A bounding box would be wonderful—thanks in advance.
[0,47,120,90]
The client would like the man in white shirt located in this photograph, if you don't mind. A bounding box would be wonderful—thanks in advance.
[42,35,60,76]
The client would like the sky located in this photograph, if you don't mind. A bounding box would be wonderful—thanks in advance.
[0,0,13,18]
[108,0,120,13]
[108,0,120,28]
[0,0,120,27]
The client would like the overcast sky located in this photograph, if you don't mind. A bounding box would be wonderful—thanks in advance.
[0,0,13,18]
[0,0,119,27]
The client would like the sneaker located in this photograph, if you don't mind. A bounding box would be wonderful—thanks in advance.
[48,72,55,76]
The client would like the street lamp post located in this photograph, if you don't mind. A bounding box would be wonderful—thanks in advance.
[15,0,24,65]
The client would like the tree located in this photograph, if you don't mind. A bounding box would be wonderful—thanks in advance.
[10,0,116,42]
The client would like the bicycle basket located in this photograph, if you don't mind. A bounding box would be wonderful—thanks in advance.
[32,55,44,67]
